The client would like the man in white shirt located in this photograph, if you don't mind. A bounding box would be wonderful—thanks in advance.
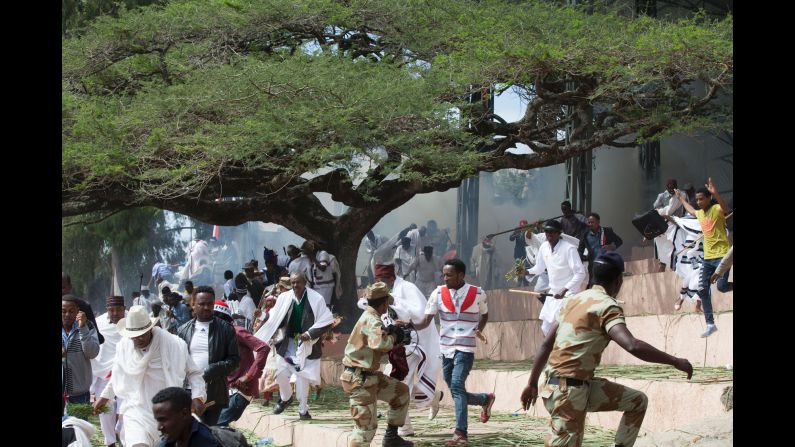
[394,237,416,281]
[176,286,240,426]
[363,230,390,283]
[93,305,207,447]
[237,287,257,332]
[287,242,315,287]
[133,287,157,315]
[90,296,126,447]
[525,220,587,336]
[413,259,496,446]
[311,251,340,309]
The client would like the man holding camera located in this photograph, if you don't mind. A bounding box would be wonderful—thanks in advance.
[341,282,413,447]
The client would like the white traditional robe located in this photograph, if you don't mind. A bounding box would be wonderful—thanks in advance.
[253,287,334,386]
[525,237,586,335]
[100,327,206,447]
[90,312,125,445]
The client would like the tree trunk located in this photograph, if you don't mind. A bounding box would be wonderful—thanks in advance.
[324,225,370,332]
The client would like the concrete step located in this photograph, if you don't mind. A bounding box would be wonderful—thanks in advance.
[625,258,661,275]
[237,364,731,445]
[631,244,656,261]
[431,364,732,433]
[323,311,732,366]
[233,387,620,446]
[478,271,732,322]
[319,362,732,433]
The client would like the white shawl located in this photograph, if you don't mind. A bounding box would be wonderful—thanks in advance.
[525,232,581,265]
[255,287,333,385]
[254,287,334,345]
[109,326,205,408]
[91,312,124,380]
[62,416,95,447]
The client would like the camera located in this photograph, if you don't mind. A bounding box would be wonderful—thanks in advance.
[385,322,414,346]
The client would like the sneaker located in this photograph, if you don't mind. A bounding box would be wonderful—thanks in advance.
[298,411,312,420]
[445,430,468,446]
[701,324,718,338]
[272,396,293,414]
[428,390,444,420]
[480,393,495,423]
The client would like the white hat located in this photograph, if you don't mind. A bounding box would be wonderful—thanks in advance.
[117,305,158,338]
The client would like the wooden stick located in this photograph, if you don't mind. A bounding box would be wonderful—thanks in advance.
[508,289,542,296]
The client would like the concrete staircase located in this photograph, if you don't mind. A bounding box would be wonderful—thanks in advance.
[232,247,733,445]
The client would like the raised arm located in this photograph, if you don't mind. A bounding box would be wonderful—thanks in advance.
[675,189,698,216]
[706,177,730,215]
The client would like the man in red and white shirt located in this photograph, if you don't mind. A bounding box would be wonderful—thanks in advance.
[414,258,495,446]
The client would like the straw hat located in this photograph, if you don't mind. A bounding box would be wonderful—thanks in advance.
[116,305,158,338]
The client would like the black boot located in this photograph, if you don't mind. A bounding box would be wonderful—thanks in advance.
[382,424,413,447]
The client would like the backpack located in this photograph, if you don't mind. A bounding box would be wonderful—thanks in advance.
[209,426,251,447]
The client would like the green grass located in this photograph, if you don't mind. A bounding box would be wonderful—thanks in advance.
[249,386,617,446]
[470,359,733,383]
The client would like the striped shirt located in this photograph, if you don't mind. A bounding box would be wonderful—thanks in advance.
[425,284,487,357]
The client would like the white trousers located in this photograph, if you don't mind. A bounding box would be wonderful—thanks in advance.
[91,377,123,446]
[275,367,310,414]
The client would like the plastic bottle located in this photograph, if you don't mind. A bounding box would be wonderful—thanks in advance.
[254,438,274,446]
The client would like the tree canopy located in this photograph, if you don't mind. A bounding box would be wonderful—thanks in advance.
[62,0,732,234]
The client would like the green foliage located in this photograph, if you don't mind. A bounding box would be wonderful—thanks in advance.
[62,0,732,220]
[62,208,183,306]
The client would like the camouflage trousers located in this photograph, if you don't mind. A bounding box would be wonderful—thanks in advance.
[341,369,410,447]
[541,377,648,447]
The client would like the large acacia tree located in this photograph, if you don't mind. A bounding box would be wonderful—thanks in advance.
[62,0,732,324]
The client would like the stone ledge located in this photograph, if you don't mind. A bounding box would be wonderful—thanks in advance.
[318,312,732,365]
[434,368,732,434]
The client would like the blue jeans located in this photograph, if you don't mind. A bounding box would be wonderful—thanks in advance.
[217,392,250,427]
[67,392,90,404]
[442,351,488,435]
[698,257,733,325]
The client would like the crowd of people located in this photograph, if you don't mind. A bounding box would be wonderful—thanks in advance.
[62,178,732,447]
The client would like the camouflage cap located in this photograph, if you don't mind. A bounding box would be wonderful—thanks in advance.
[367,281,392,301]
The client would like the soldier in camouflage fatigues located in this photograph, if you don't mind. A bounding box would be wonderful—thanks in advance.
[521,252,693,447]
[341,282,412,447]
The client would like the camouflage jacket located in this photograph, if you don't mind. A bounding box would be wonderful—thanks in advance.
[546,285,626,380]
[342,306,395,372]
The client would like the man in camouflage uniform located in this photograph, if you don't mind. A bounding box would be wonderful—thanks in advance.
[341,282,413,447]
[520,252,694,447]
